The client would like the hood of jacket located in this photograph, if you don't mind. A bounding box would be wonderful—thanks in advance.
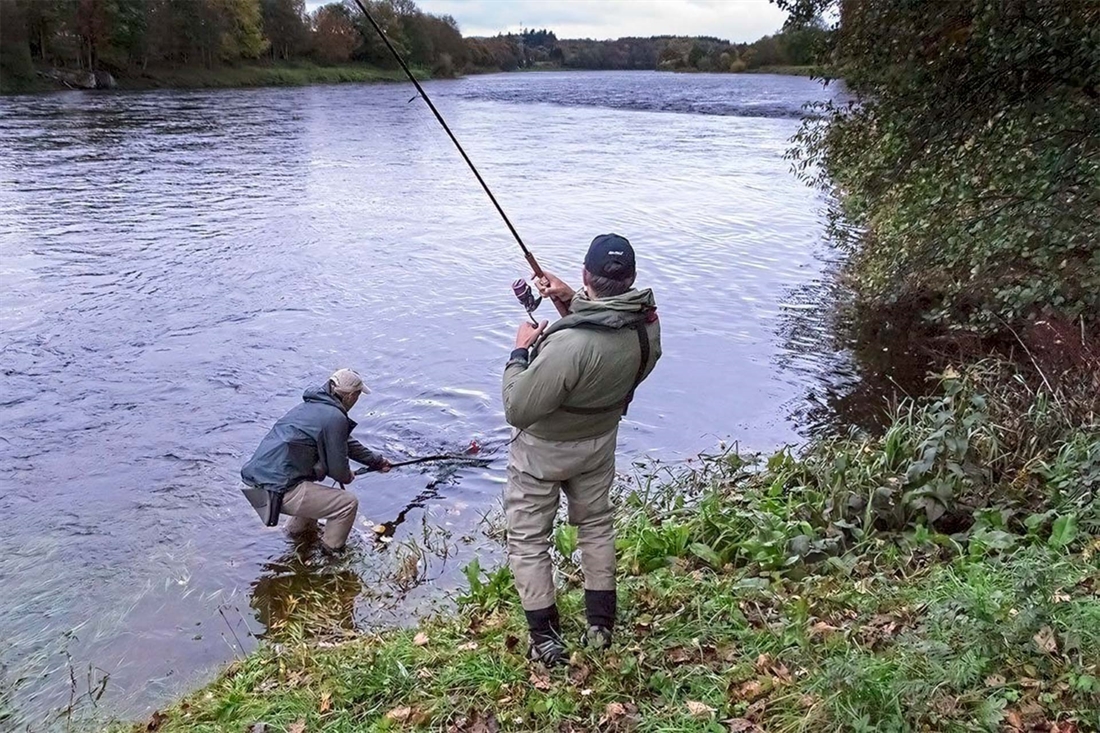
[541,288,657,340]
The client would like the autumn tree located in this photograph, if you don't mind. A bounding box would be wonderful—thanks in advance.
[311,2,359,64]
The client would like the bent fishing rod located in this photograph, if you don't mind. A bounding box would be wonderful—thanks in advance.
[349,0,560,321]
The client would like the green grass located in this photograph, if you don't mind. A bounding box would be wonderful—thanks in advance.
[116,62,426,91]
[1,62,431,94]
[108,363,1099,731]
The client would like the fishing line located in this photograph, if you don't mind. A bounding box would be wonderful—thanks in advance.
[349,0,547,280]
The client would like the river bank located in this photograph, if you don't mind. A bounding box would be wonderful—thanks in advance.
[2,61,829,95]
[108,362,1100,732]
[0,62,429,94]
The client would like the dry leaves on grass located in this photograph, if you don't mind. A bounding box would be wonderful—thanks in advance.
[1034,626,1058,654]
[413,632,430,647]
[286,720,306,733]
[385,706,429,726]
[457,641,480,652]
[598,701,640,729]
[529,669,552,691]
[145,711,168,731]
[686,701,716,719]
[319,691,332,713]
[569,664,591,686]
[726,719,762,733]
[446,711,500,733]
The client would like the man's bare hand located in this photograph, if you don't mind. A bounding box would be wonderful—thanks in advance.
[516,320,548,349]
[377,459,392,473]
[535,271,575,303]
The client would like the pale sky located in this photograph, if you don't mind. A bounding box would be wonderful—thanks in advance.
[330,1,790,43]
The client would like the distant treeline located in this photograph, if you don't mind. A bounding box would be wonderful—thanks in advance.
[0,0,468,86]
[469,25,830,73]
[0,0,829,92]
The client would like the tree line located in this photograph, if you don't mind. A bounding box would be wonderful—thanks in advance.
[466,25,830,73]
[0,0,469,83]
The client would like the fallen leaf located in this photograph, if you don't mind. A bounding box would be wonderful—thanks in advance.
[580,688,593,696]
[287,720,307,733]
[417,667,433,679]
[726,719,757,732]
[245,725,268,733]
[385,706,413,723]
[1034,626,1058,654]
[505,634,520,652]
[569,664,591,686]
[529,669,551,691]
[319,692,332,713]
[809,621,840,637]
[413,632,430,646]
[146,711,168,731]
[667,646,691,664]
[985,674,1006,687]
[736,680,765,701]
[1005,710,1024,730]
[686,701,716,719]
[601,702,627,723]
[458,641,479,651]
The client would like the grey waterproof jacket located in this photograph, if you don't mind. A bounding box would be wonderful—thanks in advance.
[241,384,383,493]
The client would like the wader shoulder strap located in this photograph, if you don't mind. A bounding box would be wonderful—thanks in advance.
[559,321,651,416]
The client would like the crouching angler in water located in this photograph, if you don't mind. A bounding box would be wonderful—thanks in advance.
[503,234,662,666]
[240,369,391,551]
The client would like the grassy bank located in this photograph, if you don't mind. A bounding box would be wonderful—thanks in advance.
[1,62,429,94]
[115,362,1099,732]
[118,63,426,91]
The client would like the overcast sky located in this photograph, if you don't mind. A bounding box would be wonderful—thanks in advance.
[334,1,790,43]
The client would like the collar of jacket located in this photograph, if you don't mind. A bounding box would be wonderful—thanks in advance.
[301,384,358,429]
[535,288,657,350]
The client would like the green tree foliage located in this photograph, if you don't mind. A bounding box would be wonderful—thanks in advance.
[0,0,35,89]
[260,0,306,61]
[783,0,1100,330]
[0,0,468,81]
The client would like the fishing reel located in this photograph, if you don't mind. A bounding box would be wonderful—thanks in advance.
[512,278,543,324]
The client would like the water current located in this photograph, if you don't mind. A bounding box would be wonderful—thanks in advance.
[0,70,853,727]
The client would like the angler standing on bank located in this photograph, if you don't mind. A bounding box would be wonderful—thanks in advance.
[503,234,661,665]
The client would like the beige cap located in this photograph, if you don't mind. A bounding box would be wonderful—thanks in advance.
[329,368,370,397]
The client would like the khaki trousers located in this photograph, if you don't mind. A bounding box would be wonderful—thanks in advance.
[504,428,618,611]
[280,481,359,550]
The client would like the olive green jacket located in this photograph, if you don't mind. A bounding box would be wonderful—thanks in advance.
[502,288,662,441]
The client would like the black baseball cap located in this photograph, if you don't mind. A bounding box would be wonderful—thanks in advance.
[584,234,636,281]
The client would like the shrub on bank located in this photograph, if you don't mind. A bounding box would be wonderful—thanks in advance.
[786,0,1100,331]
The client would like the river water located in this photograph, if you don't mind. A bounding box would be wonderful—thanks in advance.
[0,71,848,728]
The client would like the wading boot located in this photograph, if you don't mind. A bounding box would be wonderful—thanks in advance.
[581,625,613,651]
[525,604,565,667]
[582,589,616,651]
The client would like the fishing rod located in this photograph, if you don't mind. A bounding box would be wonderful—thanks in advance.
[349,0,564,323]
[350,0,544,278]
[355,453,492,475]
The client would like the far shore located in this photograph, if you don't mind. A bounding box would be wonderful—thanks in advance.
[3,62,832,95]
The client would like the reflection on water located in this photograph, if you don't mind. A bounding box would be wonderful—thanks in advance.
[0,70,857,728]
[250,541,363,639]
